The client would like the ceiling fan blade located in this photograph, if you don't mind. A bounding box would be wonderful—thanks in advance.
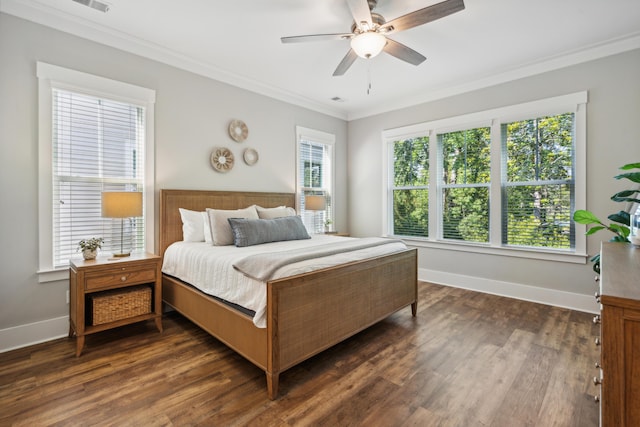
[333,49,359,76]
[380,0,465,34]
[346,0,373,29]
[383,38,426,66]
[281,33,353,44]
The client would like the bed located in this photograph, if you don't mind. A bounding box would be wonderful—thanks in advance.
[159,189,418,399]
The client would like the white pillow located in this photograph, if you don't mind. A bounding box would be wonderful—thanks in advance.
[202,211,213,244]
[179,208,205,242]
[206,206,259,245]
[256,205,296,219]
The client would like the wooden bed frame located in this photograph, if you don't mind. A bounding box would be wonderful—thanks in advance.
[159,189,417,399]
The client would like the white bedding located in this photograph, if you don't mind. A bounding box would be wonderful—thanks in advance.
[162,234,408,328]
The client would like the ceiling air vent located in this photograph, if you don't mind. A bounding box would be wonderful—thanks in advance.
[72,0,110,13]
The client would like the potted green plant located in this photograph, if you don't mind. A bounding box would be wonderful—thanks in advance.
[77,237,104,260]
[324,218,333,232]
[573,162,640,272]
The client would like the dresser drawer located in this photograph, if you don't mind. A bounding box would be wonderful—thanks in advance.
[85,266,156,290]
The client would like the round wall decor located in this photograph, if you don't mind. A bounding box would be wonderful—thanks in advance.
[210,147,234,173]
[243,148,259,166]
[228,119,248,142]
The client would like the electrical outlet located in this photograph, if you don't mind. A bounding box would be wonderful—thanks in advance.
[66,290,69,304]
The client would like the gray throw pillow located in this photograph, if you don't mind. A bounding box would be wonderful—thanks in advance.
[228,216,311,247]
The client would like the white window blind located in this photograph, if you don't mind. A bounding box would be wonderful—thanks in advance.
[52,89,146,268]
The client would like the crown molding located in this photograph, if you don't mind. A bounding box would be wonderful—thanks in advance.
[347,32,640,120]
[3,0,639,122]
[0,0,349,120]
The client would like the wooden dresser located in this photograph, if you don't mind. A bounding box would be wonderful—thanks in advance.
[598,242,640,426]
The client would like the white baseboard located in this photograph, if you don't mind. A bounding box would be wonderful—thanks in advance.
[420,268,599,314]
[0,315,69,353]
[1,271,598,353]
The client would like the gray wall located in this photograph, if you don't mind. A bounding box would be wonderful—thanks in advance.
[2,9,639,338]
[347,48,640,296]
[0,13,347,330]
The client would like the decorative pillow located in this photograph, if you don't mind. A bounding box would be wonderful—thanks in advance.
[228,216,311,247]
[179,208,205,242]
[206,206,259,246]
[256,205,296,219]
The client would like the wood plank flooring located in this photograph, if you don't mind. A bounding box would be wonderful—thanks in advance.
[0,282,600,426]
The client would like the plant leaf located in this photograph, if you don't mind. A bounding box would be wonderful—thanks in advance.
[572,210,602,225]
[611,235,630,242]
[608,210,630,226]
[585,225,605,235]
[612,189,639,198]
[614,172,640,183]
[620,163,640,170]
[609,223,630,238]
[610,196,640,204]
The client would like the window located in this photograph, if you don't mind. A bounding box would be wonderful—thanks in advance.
[503,113,575,249]
[440,127,491,243]
[384,92,587,261]
[38,63,155,281]
[390,137,429,237]
[296,126,335,234]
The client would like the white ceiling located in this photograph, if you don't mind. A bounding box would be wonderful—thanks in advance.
[3,0,640,120]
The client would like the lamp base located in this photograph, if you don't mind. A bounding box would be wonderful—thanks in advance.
[112,252,131,258]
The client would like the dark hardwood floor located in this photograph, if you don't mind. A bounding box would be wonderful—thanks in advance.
[0,282,600,426]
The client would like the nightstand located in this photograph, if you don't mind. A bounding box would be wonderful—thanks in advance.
[69,252,162,356]
[324,231,350,237]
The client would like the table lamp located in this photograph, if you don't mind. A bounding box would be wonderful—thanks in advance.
[101,191,143,257]
[304,195,326,233]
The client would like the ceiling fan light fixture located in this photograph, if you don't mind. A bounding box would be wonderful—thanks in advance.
[350,32,386,59]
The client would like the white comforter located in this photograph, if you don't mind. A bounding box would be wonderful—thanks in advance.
[162,235,407,328]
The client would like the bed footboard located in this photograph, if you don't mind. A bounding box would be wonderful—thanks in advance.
[265,248,417,399]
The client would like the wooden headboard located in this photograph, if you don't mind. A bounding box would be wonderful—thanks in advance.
[159,189,296,256]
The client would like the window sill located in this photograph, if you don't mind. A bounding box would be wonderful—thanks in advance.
[37,267,69,283]
[393,236,589,264]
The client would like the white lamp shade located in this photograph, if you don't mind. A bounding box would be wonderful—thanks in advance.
[101,191,143,218]
[350,32,387,59]
[305,195,326,211]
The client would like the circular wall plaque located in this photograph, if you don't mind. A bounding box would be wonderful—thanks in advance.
[243,148,259,166]
[228,119,248,142]
[210,147,234,173]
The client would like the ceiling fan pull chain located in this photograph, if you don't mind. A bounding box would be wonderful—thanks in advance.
[367,63,373,95]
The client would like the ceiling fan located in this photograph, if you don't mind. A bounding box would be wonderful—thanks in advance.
[281,0,465,76]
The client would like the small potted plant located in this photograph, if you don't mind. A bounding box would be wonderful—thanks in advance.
[77,237,104,260]
[324,218,333,233]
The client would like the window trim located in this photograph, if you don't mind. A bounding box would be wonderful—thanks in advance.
[382,92,588,263]
[37,62,156,282]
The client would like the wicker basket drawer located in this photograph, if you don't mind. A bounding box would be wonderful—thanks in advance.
[89,285,152,325]
[85,267,156,291]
